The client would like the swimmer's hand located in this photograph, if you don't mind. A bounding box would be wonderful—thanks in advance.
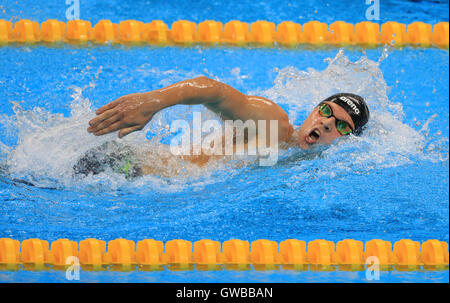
[87,92,162,138]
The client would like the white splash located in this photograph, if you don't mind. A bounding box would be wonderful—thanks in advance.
[259,50,448,183]
[0,50,447,192]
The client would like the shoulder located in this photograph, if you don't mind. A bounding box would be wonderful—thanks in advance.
[247,96,293,141]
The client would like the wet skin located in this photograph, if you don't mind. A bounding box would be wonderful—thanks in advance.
[87,76,356,165]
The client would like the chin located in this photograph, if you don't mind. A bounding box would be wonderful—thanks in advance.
[296,134,311,150]
[294,128,310,150]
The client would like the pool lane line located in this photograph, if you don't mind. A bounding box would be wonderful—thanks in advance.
[0,238,448,270]
[0,20,448,48]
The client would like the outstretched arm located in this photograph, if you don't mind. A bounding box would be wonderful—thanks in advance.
[87,76,293,141]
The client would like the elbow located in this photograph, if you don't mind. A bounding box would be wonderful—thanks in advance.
[191,76,225,99]
[194,75,211,81]
[193,76,218,86]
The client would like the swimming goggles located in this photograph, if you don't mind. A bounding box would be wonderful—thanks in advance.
[318,103,354,135]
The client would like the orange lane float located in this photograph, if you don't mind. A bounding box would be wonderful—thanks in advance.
[249,21,276,45]
[275,21,302,46]
[93,20,117,43]
[50,239,78,266]
[13,19,40,43]
[381,21,407,46]
[0,238,20,264]
[171,20,197,44]
[407,21,432,46]
[66,20,92,42]
[0,20,13,43]
[142,20,169,44]
[302,21,328,44]
[432,22,449,48]
[0,238,447,270]
[1,19,447,48]
[119,20,144,43]
[78,238,107,265]
[223,20,249,44]
[198,20,223,44]
[329,21,354,45]
[40,19,66,42]
[307,239,336,265]
[355,21,380,46]
[136,239,164,265]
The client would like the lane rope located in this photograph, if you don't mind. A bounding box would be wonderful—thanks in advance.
[0,19,448,48]
[0,238,448,270]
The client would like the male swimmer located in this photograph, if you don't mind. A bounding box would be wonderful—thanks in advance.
[75,76,369,177]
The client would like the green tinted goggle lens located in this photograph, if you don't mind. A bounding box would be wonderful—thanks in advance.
[319,103,353,136]
[319,103,332,116]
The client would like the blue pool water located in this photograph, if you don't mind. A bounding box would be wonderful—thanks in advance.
[0,1,449,283]
[1,0,449,25]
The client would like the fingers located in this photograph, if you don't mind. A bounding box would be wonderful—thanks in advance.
[88,108,119,131]
[118,125,143,138]
[88,112,122,134]
[87,93,149,137]
[92,121,125,136]
[96,98,122,115]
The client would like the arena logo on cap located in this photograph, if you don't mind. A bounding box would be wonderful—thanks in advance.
[339,96,360,115]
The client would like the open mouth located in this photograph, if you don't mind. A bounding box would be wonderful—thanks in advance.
[305,128,320,144]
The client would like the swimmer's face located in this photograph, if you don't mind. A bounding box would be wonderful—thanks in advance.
[296,102,356,150]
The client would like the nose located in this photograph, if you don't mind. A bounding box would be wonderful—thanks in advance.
[320,116,335,133]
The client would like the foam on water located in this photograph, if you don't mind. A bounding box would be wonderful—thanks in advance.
[261,49,448,180]
[0,50,447,192]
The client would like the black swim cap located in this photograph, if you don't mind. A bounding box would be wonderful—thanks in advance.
[321,93,370,135]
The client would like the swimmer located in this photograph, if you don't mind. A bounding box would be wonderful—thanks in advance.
[77,76,369,177]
